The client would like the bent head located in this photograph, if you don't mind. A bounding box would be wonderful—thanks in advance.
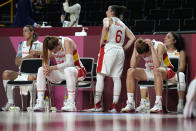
[135,38,151,57]
[43,36,62,54]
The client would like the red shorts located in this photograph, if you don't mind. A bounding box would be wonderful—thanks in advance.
[167,68,175,80]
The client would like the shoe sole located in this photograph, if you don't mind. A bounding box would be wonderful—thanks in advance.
[150,110,163,113]
[120,109,135,113]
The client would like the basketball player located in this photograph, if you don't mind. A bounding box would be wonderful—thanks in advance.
[1,25,42,111]
[121,38,176,113]
[85,5,136,113]
[136,32,186,113]
[33,36,86,112]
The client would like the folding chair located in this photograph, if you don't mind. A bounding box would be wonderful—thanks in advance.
[49,57,94,110]
[6,58,42,110]
[137,57,180,113]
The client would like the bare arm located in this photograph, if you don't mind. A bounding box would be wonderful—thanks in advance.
[130,44,141,68]
[50,39,74,71]
[123,27,136,50]
[99,18,112,47]
[179,50,186,72]
[15,57,22,67]
[152,44,165,68]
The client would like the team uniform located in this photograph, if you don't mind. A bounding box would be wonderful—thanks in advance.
[122,40,175,113]
[97,17,126,77]
[85,17,127,113]
[34,37,86,112]
[143,40,175,81]
[2,40,42,111]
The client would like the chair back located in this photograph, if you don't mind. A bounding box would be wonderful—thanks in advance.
[80,57,94,76]
[20,58,42,74]
[169,58,179,73]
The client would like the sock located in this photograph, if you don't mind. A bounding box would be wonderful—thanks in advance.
[68,91,75,103]
[127,93,134,103]
[155,96,162,104]
[113,95,119,104]
[95,91,102,104]
[178,99,184,105]
[37,92,44,101]
[141,98,146,104]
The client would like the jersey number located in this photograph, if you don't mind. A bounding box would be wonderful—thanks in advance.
[115,30,123,43]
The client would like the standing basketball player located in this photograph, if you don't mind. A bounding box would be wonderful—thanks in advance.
[33,36,86,112]
[85,5,135,112]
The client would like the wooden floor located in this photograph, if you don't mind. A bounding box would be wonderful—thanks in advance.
[0,112,196,131]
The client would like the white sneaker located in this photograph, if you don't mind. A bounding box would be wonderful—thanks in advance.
[121,101,135,113]
[1,103,14,111]
[108,103,117,113]
[136,100,150,113]
[33,99,45,112]
[177,103,184,114]
[9,106,20,112]
[61,100,76,112]
[150,102,163,113]
[83,101,103,112]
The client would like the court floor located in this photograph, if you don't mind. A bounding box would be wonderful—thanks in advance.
[0,112,195,131]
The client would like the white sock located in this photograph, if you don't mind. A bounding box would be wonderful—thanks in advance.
[95,91,102,104]
[178,99,184,105]
[113,95,119,104]
[37,92,44,100]
[127,93,134,103]
[112,77,121,104]
[141,98,146,104]
[67,91,75,103]
[155,96,162,104]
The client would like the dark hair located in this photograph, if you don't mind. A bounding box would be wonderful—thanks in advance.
[169,32,185,52]
[42,36,59,65]
[135,38,150,54]
[110,5,127,18]
[69,0,79,6]
[24,25,38,52]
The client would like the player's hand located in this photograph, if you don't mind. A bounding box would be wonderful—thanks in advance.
[145,39,153,48]
[43,65,51,76]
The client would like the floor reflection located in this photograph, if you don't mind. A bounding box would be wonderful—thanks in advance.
[0,112,196,131]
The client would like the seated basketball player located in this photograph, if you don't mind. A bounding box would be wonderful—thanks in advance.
[121,38,176,113]
[33,36,86,112]
[136,32,186,113]
[1,25,42,111]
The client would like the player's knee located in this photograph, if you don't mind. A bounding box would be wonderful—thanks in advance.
[127,68,136,78]
[153,68,161,76]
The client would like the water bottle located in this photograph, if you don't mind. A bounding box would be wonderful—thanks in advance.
[45,96,49,112]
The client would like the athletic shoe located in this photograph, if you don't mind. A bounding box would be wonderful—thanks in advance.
[136,99,150,113]
[121,101,135,113]
[150,102,163,113]
[108,103,117,113]
[61,100,76,112]
[177,102,184,114]
[33,99,45,112]
[1,103,14,111]
[83,101,103,112]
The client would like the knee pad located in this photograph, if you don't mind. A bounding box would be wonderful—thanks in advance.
[177,72,186,91]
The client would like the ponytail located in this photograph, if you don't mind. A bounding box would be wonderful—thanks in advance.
[42,36,59,66]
